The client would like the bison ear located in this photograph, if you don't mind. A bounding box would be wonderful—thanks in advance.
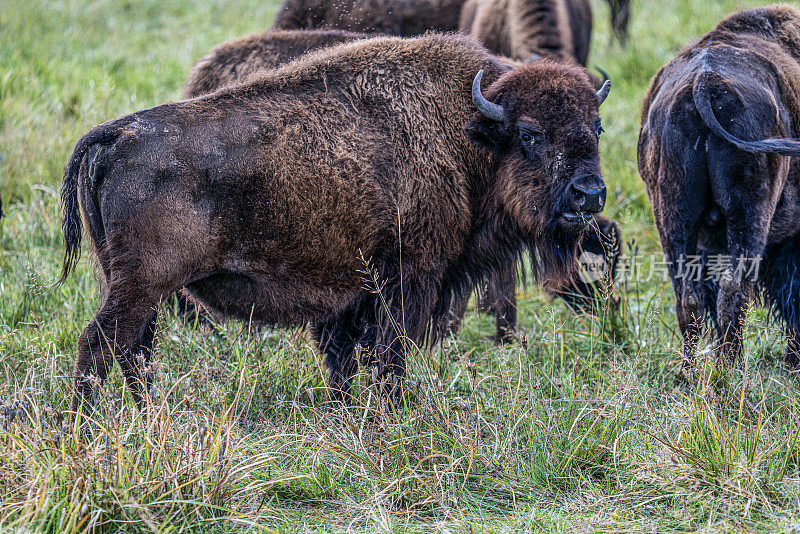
[464,117,505,153]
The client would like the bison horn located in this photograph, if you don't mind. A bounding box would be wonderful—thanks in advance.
[472,70,506,122]
[596,79,611,106]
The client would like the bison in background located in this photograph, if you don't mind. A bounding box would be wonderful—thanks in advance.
[273,0,466,35]
[61,34,611,413]
[459,0,592,65]
[184,29,370,97]
[638,5,800,380]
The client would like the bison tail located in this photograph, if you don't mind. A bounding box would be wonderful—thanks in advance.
[692,71,800,158]
[58,123,121,284]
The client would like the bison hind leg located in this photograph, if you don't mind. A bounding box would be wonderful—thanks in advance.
[762,238,800,369]
[72,284,163,416]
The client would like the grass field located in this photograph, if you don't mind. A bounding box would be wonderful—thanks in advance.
[3,0,800,532]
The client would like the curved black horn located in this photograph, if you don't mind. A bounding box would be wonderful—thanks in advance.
[596,79,611,106]
[596,67,609,83]
[472,70,505,122]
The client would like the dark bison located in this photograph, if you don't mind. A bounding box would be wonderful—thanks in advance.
[184,28,622,341]
[273,0,466,35]
[61,34,611,412]
[638,5,800,380]
[459,0,592,65]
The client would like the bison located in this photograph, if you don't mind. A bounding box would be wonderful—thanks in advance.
[273,0,466,35]
[459,0,592,66]
[184,29,370,98]
[61,34,611,412]
[638,5,800,380]
[183,28,622,341]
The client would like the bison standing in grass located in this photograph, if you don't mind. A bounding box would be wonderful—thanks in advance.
[638,5,800,380]
[183,29,621,342]
[61,34,611,412]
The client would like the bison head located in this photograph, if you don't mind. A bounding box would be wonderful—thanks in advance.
[465,61,610,286]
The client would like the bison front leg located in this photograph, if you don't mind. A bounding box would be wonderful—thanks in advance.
[373,273,437,408]
[312,306,372,405]
[71,286,161,415]
[481,261,517,343]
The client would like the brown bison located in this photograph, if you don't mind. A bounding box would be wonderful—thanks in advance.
[61,34,611,412]
[273,0,466,35]
[184,29,370,97]
[638,5,800,380]
[459,0,592,65]
[183,28,622,341]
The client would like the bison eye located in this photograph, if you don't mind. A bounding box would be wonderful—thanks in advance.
[595,119,605,138]
[520,132,534,144]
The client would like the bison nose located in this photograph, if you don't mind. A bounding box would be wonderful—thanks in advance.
[569,175,606,213]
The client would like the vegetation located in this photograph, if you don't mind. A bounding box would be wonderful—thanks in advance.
[2,0,799,531]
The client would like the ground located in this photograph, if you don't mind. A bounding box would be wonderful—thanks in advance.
[3,0,800,532]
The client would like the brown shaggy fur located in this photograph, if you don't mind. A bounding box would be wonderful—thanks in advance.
[184,29,370,97]
[638,5,800,379]
[185,28,619,341]
[273,0,466,35]
[459,0,592,65]
[61,34,609,412]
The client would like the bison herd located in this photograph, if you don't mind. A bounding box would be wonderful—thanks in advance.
[58,2,800,415]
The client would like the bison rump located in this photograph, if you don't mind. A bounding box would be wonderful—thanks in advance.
[638,5,800,380]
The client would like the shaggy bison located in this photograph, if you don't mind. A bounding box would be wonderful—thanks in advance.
[273,0,466,35]
[184,29,369,98]
[183,29,622,341]
[638,5,800,379]
[61,34,611,412]
[459,0,593,65]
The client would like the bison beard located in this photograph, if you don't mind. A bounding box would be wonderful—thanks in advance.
[61,34,610,413]
[638,5,800,380]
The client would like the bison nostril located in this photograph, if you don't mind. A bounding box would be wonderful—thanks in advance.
[570,181,606,213]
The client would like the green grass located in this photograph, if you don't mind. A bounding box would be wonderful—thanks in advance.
[3,0,800,532]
